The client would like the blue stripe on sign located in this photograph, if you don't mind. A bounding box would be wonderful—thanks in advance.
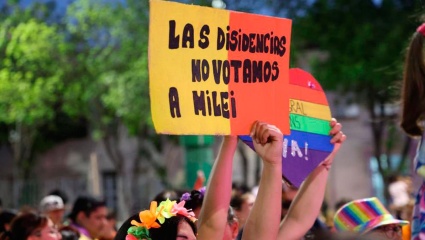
[239,130,333,152]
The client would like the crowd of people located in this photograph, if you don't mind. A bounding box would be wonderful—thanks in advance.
[0,119,401,240]
[0,18,424,240]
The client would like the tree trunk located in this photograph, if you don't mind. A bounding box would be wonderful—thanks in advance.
[10,122,37,206]
[101,123,137,219]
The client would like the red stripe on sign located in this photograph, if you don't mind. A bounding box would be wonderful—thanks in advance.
[289,68,324,92]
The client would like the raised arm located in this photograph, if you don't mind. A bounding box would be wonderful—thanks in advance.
[242,121,284,240]
[197,136,237,240]
[278,118,346,240]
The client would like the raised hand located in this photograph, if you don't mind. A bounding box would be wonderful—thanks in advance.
[250,121,283,166]
[321,118,346,170]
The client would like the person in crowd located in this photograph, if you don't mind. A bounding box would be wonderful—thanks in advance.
[388,174,412,220]
[230,190,255,233]
[0,212,62,240]
[399,21,425,240]
[0,210,17,235]
[49,190,69,206]
[333,197,408,240]
[279,184,329,239]
[40,195,66,228]
[180,187,206,218]
[114,199,198,240]
[179,186,239,240]
[68,196,107,240]
[99,211,117,240]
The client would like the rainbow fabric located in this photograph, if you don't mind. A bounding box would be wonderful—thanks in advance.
[334,197,408,234]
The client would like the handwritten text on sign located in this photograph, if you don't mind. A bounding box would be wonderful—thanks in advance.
[149,0,292,135]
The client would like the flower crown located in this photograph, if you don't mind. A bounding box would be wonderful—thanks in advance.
[126,199,197,240]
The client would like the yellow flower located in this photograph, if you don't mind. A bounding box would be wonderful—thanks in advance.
[131,201,162,229]
[157,199,177,224]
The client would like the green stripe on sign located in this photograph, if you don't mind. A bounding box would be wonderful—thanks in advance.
[289,114,331,136]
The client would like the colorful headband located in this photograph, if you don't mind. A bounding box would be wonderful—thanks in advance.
[126,199,197,240]
[417,23,425,36]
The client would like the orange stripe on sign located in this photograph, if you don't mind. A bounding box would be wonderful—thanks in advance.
[288,85,328,105]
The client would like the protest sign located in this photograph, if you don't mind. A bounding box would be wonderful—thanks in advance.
[240,68,334,187]
[149,0,292,135]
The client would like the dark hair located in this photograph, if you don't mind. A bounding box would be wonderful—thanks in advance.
[69,196,106,222]
[230,192,253,211]
[49,189,69,205]
[282,200,292,210]
[0,212,48,240]
[231,183,250,195]
[181,189,204,213]
[114,213,197,240]
[335,198,352,211]
[0,210,17,233]
[401,29,425,137]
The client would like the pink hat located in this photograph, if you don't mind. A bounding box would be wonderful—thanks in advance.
[334,197,408,234]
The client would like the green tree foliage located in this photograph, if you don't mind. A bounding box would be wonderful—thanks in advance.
[0,17,65,178]
[293,0,422,201]
[63,0,150,137]
[63,0,168,215]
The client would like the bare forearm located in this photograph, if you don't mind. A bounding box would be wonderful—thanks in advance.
[278,165,329,239]
[198,137,237,239]
[242,162,282,240]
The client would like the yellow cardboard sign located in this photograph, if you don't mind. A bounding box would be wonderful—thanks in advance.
[149,0,292,135]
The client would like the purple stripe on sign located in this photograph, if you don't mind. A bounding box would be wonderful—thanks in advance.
[282,149,329,187]
[243,140,329,187]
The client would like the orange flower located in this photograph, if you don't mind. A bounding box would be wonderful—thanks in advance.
[131,201,162,229]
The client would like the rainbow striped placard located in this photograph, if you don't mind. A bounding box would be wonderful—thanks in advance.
[240,68,334,187]
[149,0,292,135]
